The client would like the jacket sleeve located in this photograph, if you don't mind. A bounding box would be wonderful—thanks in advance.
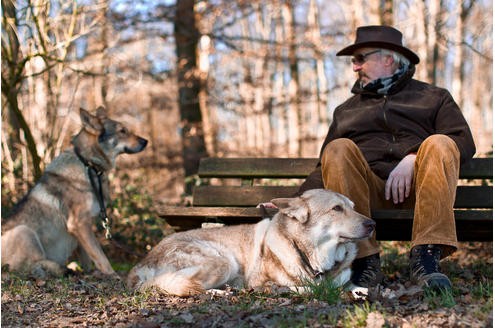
[434,91,476,163]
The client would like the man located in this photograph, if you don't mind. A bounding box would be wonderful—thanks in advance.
[297,25,476,291]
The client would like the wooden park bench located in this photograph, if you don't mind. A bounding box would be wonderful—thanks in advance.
[156,157,492,241]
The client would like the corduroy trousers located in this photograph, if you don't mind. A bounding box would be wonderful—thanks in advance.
[320,135,460,259]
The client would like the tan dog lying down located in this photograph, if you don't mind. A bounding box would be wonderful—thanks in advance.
[127,189,375,296]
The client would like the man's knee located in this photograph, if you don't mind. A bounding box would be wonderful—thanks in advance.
[420,135,460,160]
[322,138,359,162]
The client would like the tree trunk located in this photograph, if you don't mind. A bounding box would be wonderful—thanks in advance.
[198,34,217,156]
[307,0,328,153]
[424,0,442,84]
[452,0,474,108]
[380,0,394,25]
[451,0,463,106]
[272,5,287,155]
[1,0,42,181]
[174,0,208,194]
[283,1,302,157]
[413,0,428,81]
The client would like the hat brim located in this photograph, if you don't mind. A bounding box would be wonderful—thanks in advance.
[337,41,420,65]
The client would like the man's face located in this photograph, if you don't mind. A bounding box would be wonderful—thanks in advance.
[351,48,394,86]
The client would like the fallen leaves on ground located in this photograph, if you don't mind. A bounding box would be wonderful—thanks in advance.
[1,242,492,327]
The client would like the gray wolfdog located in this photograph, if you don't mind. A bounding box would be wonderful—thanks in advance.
[2,107,147,278]
[127,189,375,296]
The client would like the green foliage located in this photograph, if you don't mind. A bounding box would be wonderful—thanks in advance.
[424,287,457,309]
[300,275,343,305]
[341,302,378,328]
[116,289,159,309]
[105,172,172,264]
[469,259,493,278]
[1,273,33,299]
[111,262,134,272]
[380,241,411,274]
[472,279,492,300]
[268,310,313,328]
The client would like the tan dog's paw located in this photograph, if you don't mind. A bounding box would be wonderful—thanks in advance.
[206,289,233,297]
[345,283,369,300]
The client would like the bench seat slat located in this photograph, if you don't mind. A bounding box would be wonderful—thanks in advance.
[157,206,492,221]
[198,157,493,180]
[193,185,493,208]
[156,207,492,241]
[156,206,277,218]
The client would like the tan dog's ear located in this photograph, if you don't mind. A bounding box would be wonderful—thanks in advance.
[272,197,309,223]
[270,198,291,209]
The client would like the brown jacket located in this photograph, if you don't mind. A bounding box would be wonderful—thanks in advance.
[298,68,476,194]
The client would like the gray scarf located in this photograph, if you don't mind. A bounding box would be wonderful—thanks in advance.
[361,64,409,95]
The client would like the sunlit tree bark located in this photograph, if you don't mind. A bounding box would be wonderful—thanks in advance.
[174,0,208,194]
[283,0,302,157]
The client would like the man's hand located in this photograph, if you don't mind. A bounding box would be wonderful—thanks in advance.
[385,154,416,204]
[257,202,278,209]
[257,202,278,219]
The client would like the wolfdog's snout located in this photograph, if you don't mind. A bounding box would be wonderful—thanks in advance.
[125,137,148,154]
[137,137,148,149]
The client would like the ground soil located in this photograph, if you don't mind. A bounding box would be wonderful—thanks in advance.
[1,242,492,327]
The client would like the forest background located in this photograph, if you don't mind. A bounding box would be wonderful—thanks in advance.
[1,2,493,326]
[1,0,493,238]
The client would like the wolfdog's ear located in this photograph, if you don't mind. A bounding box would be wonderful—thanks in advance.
[79,108,103,134]
[272,197,309,223]
[95,106,107,120]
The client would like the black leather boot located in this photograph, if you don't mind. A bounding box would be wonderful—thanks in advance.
[410,244,452,291]
[350,253,384,288]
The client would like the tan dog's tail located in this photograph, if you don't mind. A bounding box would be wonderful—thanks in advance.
[143,272,204,296]
[128,267,204,297]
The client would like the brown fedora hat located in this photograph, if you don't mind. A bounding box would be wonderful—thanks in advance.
[337,25,420,64]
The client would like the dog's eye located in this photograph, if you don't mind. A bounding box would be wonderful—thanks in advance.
[332,205,343,212]
[119,128,128,134]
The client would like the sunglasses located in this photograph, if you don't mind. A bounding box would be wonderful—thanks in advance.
[351,49,382,65]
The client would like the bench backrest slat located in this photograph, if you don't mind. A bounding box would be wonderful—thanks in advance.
[193,185,492,208]
[198,157,493,180]
[458,157,493,179]
[198,158,317,178]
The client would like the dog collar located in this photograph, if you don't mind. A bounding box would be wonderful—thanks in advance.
[74,147,112,239]
[292,240,322,279]
[74,147,104,175]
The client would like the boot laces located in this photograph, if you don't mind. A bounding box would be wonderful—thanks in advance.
[411,245,441,277]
